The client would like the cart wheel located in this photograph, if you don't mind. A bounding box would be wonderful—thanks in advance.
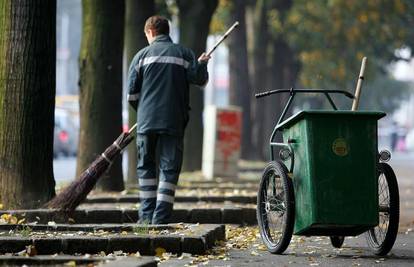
[330,236,345,248]
[257,161,295,254]
[366,162,399,256]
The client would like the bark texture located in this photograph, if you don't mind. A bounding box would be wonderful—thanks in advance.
[77,0,125,191]
[250,0,269,159]
[228,0,253,160]
[0,0,56,209]
[177,0,218,171]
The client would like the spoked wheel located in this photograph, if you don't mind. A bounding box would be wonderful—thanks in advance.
[257,161,295,254]
[330,236,345,248]
[366,162,399,256]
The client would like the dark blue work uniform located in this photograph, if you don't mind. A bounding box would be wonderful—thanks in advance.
[127,34,208,224]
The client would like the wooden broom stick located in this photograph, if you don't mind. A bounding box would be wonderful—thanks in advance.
[351,57,367,111]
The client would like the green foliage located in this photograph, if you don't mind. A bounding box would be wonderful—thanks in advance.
[210,0,231,34]
[133,223,150,235]
[285,0,414,90]
[18,225,32,237]
[259,0,414,113]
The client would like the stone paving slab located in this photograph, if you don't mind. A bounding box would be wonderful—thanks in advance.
[85,195,256,204]
[1,207,257,225]
[0,255,156,267]
[100,257,157,267]
[0,255,106,266]
[0,224,225,255]
[0,223,172,232]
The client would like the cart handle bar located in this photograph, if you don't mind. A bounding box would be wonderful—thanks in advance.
[255,88,355,99]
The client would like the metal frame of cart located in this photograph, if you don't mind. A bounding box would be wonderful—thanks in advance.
[255,88,400,256]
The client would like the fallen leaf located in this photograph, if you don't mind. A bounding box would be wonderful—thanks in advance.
[64,260,76,266]
[250,250,259,256]
[155,247,166,257]
[26,245,37,257]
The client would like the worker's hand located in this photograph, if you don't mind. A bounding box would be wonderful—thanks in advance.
[198,53,211,63]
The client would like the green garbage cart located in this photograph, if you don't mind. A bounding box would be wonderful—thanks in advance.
[255,89,399,256]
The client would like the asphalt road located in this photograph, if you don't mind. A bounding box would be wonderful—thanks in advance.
[203,232,414,267]
[53,155,128,183]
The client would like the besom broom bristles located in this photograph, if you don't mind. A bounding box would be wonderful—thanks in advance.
[45,129,135,212]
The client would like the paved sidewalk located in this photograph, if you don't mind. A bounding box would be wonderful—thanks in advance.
[159,228,414,267]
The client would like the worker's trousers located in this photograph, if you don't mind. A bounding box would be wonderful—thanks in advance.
[136,133,183,224]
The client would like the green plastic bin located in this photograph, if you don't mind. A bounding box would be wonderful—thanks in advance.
[279,110,385,236]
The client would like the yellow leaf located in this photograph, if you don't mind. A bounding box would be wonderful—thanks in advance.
[251,250,259,256]
[64,260,76,266]
[155,247,166,257]
[17,218,26,224]
[1,214,10,220]
[0,204,3,209]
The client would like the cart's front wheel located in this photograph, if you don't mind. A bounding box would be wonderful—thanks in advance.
[257,161,295,254]
[366,162,399,256]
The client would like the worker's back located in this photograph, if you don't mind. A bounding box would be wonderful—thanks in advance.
[128,34,208,136]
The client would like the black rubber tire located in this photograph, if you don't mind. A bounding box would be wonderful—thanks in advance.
[366,162,399,256]
[330,236,345,248]
[257,161,295,254]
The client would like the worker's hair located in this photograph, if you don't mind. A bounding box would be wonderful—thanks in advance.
[144,15,170,35]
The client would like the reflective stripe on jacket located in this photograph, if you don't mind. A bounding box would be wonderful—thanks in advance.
[127,35,208,136]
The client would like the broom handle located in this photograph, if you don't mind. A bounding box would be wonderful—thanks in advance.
[206,21,239,57]
[351,57,367,111]
[126,23,239,135]
[129,123,137,134]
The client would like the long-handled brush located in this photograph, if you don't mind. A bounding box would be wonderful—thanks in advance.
[45,21,240,212]
[45,125,136,211]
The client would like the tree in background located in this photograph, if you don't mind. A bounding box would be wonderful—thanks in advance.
[286,0,414,109]
[249,0,270,159]
[261,0,298,158]
[227,0,254,160]
[0,0,56,208]
[124,0,155,188]
[177,0,219,171]
[77,0,125,191]
[213,0,413,159]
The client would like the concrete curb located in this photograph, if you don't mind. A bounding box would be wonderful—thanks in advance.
[99,257,157,267]
[0,255,157,267]
[85,195,257,204]
[0,224,225,255]
[2,208,257,225]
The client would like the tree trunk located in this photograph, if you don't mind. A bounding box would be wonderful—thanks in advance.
[177,0,218,171]
[124,0,155,189]
[264,39,292,159]
[0,0,56,209]
[263,0,297,160]
[250,0,269,160]
[228,0,253,160]
[77,0,125,191]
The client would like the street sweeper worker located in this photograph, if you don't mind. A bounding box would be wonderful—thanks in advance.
[127,15,210,224]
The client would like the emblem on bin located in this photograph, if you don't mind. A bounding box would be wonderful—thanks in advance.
[332,137,349,156]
